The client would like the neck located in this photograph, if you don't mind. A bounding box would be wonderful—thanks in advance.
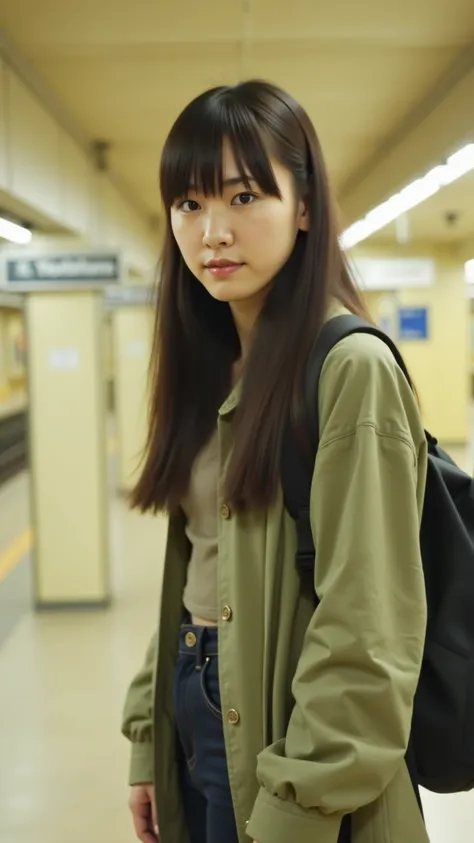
[230,289,268,363]
[231,309,253,361]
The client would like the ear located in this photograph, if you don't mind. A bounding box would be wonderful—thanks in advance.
[297,197,310,232]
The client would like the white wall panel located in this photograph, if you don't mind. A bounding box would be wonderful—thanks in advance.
[7,69,62,221]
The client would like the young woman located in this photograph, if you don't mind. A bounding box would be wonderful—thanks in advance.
[121,80,429,843]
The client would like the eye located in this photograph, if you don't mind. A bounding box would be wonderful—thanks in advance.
[231,192,257,206]
[177,199,200,213]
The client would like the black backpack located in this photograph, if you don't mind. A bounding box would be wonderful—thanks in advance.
[282,314,474,795]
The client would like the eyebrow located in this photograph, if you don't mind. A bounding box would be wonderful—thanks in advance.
[222,176,256,187]
[187,176,256,192]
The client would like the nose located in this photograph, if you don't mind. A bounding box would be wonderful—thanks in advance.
[202,210,234,249]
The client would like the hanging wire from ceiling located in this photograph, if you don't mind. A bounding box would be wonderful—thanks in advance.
[239,0,252,82]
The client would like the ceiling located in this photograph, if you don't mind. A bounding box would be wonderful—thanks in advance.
[1,0,474,245]
[369,169,474,248]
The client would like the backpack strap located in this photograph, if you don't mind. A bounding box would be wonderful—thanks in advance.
[281,314,412,575]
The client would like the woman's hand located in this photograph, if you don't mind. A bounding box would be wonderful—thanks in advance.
[129,783,159,843]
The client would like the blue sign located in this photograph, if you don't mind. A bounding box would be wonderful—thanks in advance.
[398,307,429,341]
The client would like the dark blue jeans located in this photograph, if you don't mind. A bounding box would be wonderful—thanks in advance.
[174,623,239,843]
[173,621,351,843]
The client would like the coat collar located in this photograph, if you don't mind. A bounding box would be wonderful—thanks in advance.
[218,379,242,418]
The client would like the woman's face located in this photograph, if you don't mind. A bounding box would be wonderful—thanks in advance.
[170,141,309,307]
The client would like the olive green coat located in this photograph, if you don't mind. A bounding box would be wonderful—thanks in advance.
[122,310,430,843]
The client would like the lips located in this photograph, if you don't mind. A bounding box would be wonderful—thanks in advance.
[205,258,244,279]
[205,259,242,268]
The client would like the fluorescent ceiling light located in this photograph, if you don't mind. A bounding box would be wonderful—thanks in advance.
[0,217,32,245]
[342,142,474,249]
[465,259,474,284]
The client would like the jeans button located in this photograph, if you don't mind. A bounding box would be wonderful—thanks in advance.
[227,709,240,725]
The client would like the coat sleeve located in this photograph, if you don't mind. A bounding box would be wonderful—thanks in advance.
[247,334,428,843]
[121,631,157,785]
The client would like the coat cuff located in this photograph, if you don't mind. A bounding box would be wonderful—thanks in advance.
[246,787,343,843]
[128,742,154,786]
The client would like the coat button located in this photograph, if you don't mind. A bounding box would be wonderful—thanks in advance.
[220,503,231,520]
[227,709,240,725]
[222,605,233,622]
[185,632,197,647]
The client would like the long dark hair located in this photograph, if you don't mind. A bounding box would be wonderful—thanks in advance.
[131,80,370,514]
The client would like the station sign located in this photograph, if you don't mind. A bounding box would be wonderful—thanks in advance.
[3,252,121,289]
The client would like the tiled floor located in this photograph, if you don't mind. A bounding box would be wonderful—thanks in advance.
[0,464,167,843]
[0,440,473,842]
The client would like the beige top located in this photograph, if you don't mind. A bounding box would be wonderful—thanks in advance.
[181,429,219,622]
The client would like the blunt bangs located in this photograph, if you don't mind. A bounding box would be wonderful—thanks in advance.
[159,86,282,207]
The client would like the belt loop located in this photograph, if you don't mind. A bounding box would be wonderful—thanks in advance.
[195,626,205,670]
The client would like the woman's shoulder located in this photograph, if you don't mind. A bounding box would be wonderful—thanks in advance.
[322,301,401,379]
[319,305,424,446]
[325,329,398,374]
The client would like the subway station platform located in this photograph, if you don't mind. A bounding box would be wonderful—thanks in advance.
[1,3,474,841]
